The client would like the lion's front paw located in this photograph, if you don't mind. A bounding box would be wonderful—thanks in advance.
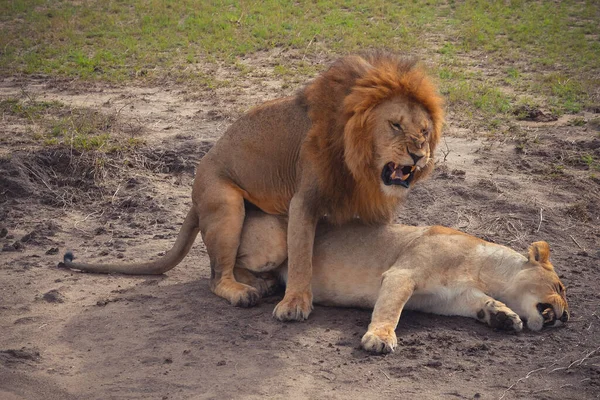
[361,327,397,354]
[273,291,313,321]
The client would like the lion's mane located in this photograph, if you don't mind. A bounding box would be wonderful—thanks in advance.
[301,51,444,225]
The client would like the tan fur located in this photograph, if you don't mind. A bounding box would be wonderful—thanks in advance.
[61,52,444,321]
[235,212,570,353]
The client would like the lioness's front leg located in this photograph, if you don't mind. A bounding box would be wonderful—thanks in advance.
[197,182,260,308]
[273,195,316,321]
[444,288,523,332]
[362,270,415,354]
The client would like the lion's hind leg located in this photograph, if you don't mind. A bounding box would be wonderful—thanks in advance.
[441,288,523,332]
[198,183,260,308]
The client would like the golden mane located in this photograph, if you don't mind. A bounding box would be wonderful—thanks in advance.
[301,51,444,225]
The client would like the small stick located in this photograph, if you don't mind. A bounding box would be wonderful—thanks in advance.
[569,235,584,250]
[442,137,451,162]
[550,346,600,373]
[499,367,546,400]
[536,207,543,232]
[568,346,599,368]
[111,183,122,204]
[380,369,391,380]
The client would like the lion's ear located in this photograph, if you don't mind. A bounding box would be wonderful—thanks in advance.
[343,113,374,182]
[528,241,550,264]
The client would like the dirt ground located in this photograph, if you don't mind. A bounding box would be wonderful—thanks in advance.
[1,70,599,400]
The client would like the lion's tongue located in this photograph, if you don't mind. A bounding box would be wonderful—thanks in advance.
[391,165,414,181]
[391,169,410,181]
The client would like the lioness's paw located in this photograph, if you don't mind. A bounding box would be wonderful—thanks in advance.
[273,292,313,321]
[361,328,397,354]
[254,274,280,297]
[488,310,523,332]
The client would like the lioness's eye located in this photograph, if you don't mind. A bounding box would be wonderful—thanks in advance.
[389,121,403,132]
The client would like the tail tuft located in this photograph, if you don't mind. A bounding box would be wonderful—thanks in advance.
[63,250,74,264]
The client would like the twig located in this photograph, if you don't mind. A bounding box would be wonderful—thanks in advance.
[536,207,543,232]
[380,369,391,380]
[442,137,451,162]
[111,183,122,204]
[21,164,53,192]
[499,367,546,400]
[560,384,575,389]
[550,346,600,373]
[302,35,317,61]
[567,346,599,368]
[236,12,245,25]
[569,235,584,250]
[73,210,104,233]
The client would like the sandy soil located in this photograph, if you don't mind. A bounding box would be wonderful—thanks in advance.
[1,74,599,400]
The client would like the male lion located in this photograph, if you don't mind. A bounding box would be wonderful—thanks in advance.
[62,51,444,322]
[233,212,570,353]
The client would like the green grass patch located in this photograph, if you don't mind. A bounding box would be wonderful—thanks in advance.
[442,79,513,116]
[0,0,442,81]
[0,0,598,124]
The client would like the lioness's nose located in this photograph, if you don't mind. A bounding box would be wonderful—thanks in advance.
[409,152,423,164]
[560,311,569,322]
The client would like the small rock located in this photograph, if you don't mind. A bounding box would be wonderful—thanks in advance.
[2,241,23,252]
[42,289,65,303]
[2,244,15,252]
[216,360,226,366]
[20,232,35,243]
[0,227,7,238]
[46,247,59,255]
[425,360,442,368]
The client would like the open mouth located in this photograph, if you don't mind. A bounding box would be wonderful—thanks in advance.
[381,162,416,188]
[537,303,557,326]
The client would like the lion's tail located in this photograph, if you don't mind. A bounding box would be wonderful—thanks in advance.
[59,207,200,275]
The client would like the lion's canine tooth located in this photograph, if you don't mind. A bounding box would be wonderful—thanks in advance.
[410,166,416,172]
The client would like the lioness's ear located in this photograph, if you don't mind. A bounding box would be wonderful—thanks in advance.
[528,241,550,264]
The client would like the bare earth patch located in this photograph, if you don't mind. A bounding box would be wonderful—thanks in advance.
[1,77,599,399]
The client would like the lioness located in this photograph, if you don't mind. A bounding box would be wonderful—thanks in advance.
[63,51,444,322]
[233,212,570,354]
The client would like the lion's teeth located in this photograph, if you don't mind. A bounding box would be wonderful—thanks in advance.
[400,174,410,180]
[410,166,416,172]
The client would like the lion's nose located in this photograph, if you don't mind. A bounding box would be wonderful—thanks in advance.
[560,311,569,322]
[409,152,423,164]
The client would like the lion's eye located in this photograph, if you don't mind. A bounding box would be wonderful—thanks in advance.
[421,128,429,136]
[389,121,403,132]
